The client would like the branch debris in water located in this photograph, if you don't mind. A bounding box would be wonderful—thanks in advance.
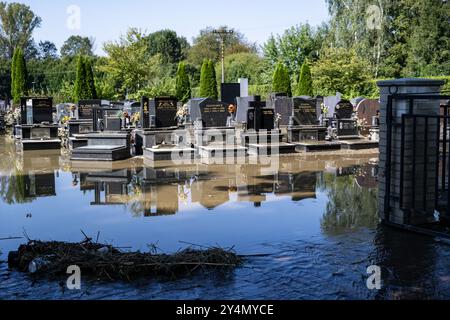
[7,238,242,281]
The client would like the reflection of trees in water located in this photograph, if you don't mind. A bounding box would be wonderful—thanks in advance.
[0,170,35,204]
[320,170,378,235]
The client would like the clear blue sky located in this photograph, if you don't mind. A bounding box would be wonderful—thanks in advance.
[14,0,330,55]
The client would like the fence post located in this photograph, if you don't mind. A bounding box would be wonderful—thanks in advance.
[377,78,444,225]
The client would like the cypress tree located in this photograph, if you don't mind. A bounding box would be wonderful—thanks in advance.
[11,48,28,104]
[272,62,291,97]
[73,55,87,102]
[10,49,18,100]
[199,59,218,99]
[207,60,218,100]
[175,62,191,103]
[295,62,313,96]
[84,58,97,99]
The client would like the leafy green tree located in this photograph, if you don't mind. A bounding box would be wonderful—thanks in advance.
[295,62,313,96]
[263,23,328,76]
[147,29,189,64]
[37,41,58,60]
[101,28,172,99]
[61,35,94,58]
[11,48,28,103]
[0,2,42,59]
[175,62,191,103]
[219,52,267,84]
[188,26,256,68]
[199,59,218,99]
[311,48,372,98]
[272,62,291,96]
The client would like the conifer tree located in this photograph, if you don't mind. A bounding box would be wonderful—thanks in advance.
[272,62,291,97]
[199,59,218,99]
[295,62,313,96]
[175,62,191,103]
[11,48,28,103]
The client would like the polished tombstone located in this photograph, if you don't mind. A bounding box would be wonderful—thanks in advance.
[355,99,380,141]
[329,100,379,150]
[288,97,327,141]
[71,103,131,161]
[244,99,296,155]
[355,99,380,136]
[14,97,61,150]
[221,83,241,105]
[67,100,105,149]
[139,96,195,162]
[189,98,245,163]
[268,94,293,127]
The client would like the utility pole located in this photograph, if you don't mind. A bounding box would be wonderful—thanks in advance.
[212,27,234,84]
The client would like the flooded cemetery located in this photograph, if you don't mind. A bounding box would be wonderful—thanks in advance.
[0,78,450,300]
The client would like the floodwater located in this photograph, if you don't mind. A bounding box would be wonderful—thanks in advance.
[0,135,450,300]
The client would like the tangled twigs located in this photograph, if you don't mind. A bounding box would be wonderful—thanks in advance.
[7,238,242,281]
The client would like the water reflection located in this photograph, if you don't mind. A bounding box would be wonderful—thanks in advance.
[320,164,379,235]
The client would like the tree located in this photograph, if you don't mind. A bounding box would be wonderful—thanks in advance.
[11,48,28,103]
[147,29,188,64]
[37,41,58,59]
[311,48,372,98]
[263,23,328,76]
[220,52,267,84]
[0,2,42,59]
[101,28,172,98]
[84,58,97,99]
[73,55,87,102]
[199,59,218,99]
[61,35,94,58]
[295,62,313,96]
[188,26,256,68]
[325,0,450,78]
[272,62,291,96]
[175,62,191,103]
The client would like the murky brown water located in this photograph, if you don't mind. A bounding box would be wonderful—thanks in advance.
[1,135,449,300]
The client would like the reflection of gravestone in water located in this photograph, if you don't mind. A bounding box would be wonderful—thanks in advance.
[24,172,56,198]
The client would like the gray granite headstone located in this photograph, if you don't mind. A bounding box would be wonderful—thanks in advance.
[273,96,293,126]
[236,96,260,123]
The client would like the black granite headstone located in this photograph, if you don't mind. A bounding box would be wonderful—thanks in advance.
[78,100,101,120]
[32,98,53,124]
[337,119,358,137]
[335,100,354,119]
[292,97,318,126]
[221,83,241,105]
[141,96,150,129]
[190,98,229,128]
[247,101,274,131]
[152,96,178,128]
